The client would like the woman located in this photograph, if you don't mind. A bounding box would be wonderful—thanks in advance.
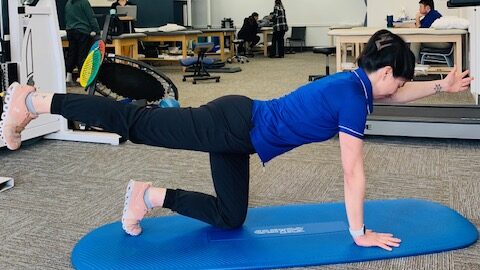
[110,0,135,9]
[0,30,472,251]
[237,12,261,54]
[269,0,288,58]
[415,0,442,28]
[110,0,136,34]
[64,0,100,86]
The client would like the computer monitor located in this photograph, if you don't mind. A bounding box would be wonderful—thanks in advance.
[447,0,480,7]
[116,5,137,20]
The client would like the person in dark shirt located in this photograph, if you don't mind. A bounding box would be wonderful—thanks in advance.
[65,0,100,87]
[415,0,442,28]
[411,0,447,62]
[237,12,260,55]
[110,0,135,9]
[269,0,288,58]
[110,0,136,34]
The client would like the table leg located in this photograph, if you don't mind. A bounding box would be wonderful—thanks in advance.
[229,32,234,58]
[220,33,225,61]
[336,39,341,72]
[355,43,360,59]
[132,40,138,60]
[455,36,462,70]
[182,36,187,59]
[114,40,122,56]
[264,31,268,56]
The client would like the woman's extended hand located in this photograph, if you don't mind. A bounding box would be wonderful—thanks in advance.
[441,66,474,93]
[353,229,401,251]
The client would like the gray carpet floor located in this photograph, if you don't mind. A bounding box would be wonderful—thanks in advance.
[0,52,478,269]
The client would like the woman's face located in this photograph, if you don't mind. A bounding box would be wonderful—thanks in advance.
[419,4,429,15]
[374,68,407,99]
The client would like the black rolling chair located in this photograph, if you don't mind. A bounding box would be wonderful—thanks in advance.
[308,46,336,81]
[286,26,306,53]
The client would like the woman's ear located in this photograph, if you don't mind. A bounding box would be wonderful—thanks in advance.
[383,66,393,79]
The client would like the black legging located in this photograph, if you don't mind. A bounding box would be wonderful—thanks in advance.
[51,94,256,228]
[65,30,93,74]
[270,30,286,57]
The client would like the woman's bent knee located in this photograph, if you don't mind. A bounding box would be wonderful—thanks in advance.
[217,212,247,229]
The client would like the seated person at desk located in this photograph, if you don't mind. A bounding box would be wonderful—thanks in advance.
[258,12,274,27]
[237,12,261,54]
[110,0,136,34]
[415,0,442,28]
[410,0,448,63]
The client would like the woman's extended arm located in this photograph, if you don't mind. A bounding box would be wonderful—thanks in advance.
[339,132,401,251]
[376,67,473,104]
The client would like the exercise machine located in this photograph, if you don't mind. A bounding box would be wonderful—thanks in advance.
[1,0,179,148]
[0,0,121,148]
[365,0,480,139]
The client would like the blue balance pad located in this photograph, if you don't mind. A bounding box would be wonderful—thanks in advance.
[71,199,478,269]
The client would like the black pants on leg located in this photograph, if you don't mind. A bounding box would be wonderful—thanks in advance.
[66,30,93,74]
[51,94,256,228]
[270,30,286,57]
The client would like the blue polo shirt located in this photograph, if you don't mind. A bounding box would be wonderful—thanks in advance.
[250,68,373,163]
[420,10,442,28]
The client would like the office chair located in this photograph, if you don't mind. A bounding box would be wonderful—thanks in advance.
[286,26,306,53]
[308,46,336,81]
[420,43,454,67]
[180,42,220,84]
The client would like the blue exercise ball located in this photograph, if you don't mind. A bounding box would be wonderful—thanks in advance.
[159,97,180,108]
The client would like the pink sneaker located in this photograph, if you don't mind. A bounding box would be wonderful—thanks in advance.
[122,180,152,236]
[0,82,38,150]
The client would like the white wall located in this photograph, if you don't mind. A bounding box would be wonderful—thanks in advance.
[191,0,209,27]
[367,0,460,27]
[192,0,366,46]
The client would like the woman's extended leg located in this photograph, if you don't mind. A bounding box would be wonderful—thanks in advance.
[2,85,253,153]
[1,85,256,235]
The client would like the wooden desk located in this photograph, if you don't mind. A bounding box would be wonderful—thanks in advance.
[140,30,201,60]
[196,28,235,61]
[260,27,273,56]
[61,33,146,60]
[328,27,467,74]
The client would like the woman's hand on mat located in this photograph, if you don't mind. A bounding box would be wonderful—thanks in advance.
[441,66,473,93]
[353,229,401,251]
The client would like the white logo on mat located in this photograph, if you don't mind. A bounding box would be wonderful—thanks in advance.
[254,227,305,235]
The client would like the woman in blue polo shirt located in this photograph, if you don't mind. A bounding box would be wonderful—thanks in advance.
[1,30,472,251]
